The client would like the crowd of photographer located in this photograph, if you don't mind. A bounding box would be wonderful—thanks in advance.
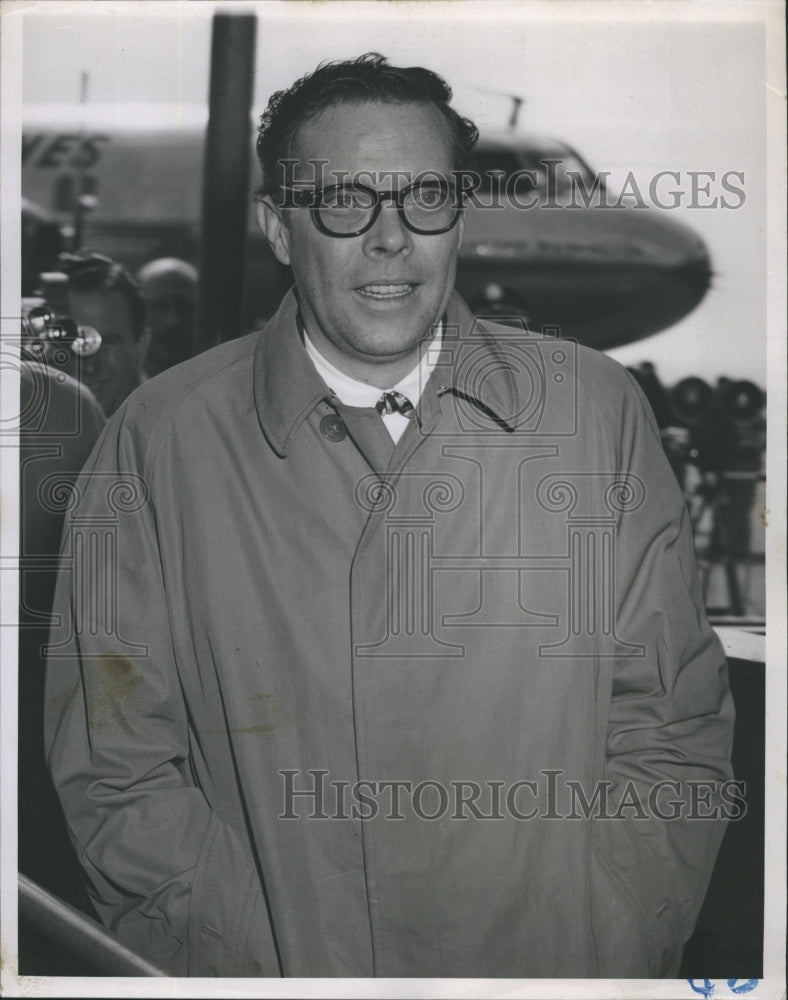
[627,361,766,617]
[22,202,198,413]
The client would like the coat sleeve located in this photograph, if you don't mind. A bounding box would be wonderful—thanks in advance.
[588,368,736,978]
[43,405,266,975]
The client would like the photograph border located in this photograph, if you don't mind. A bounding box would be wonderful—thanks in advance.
[1,2,785,997]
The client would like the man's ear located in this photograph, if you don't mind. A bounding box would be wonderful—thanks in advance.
[257,197,292,267]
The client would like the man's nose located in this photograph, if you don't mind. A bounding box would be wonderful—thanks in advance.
[362,201,413,255]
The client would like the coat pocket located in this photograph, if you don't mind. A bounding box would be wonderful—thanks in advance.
[187,809,279,976]
[590,818,684,977]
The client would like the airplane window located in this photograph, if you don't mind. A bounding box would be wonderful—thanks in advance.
[519,153,591,194]
[473,149,596,202]
[474,151,523,193]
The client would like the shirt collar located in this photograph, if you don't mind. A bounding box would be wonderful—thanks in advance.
[253,289,521,456]
[302,322,444,410]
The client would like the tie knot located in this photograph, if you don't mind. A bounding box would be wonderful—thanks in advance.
[375,390,415,417]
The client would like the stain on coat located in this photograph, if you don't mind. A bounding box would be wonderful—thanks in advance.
[209,693,289,736]
[88,654,144,733]
[98,654,143,698]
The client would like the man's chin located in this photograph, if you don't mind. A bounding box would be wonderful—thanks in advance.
[347,324,435,365]
[345,306,442,358]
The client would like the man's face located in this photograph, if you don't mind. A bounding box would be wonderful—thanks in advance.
[69,288,146,416]
[260,101,464,377]
[140,271,197,377]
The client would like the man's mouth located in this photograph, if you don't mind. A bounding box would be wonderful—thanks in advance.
[355,283,416,300]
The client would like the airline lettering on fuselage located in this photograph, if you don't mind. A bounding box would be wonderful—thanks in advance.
[22,133,109,169]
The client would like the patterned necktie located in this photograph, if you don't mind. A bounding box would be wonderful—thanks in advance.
[375,390,415,418]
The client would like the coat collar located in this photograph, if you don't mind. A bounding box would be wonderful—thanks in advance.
[253,288,521,457]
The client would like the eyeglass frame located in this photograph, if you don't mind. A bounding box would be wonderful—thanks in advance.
[277,178,465,238]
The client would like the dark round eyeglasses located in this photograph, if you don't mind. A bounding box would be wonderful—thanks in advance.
[280,179,464,238]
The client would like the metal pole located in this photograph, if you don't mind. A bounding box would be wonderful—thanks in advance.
[197,13,257,350]
[18,874,167,977]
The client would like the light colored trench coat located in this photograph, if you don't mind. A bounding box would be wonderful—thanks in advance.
[45,291,734,978]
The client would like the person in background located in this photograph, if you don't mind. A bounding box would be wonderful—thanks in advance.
[57,251,149,417]
[137,258,198,377]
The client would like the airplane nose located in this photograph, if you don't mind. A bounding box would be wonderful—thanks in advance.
[558,203,713,272]
[458,201,714,348]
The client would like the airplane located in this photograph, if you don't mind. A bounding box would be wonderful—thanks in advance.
[21,102,712,349]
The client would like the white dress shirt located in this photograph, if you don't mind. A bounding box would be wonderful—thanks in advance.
[303,324,443,444]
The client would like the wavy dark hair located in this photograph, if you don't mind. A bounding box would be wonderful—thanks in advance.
[57,252,146,342]
[255,52,479,197]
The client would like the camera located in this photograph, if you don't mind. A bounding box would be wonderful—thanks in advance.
[17,271,105,436]
[21,270,102,381]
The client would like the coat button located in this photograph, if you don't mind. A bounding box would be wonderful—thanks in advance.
[320,414,347,442]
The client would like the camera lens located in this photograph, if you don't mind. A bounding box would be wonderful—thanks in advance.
[72,326,102,357]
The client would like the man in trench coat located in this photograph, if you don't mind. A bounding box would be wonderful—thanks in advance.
[44,53,735,978]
